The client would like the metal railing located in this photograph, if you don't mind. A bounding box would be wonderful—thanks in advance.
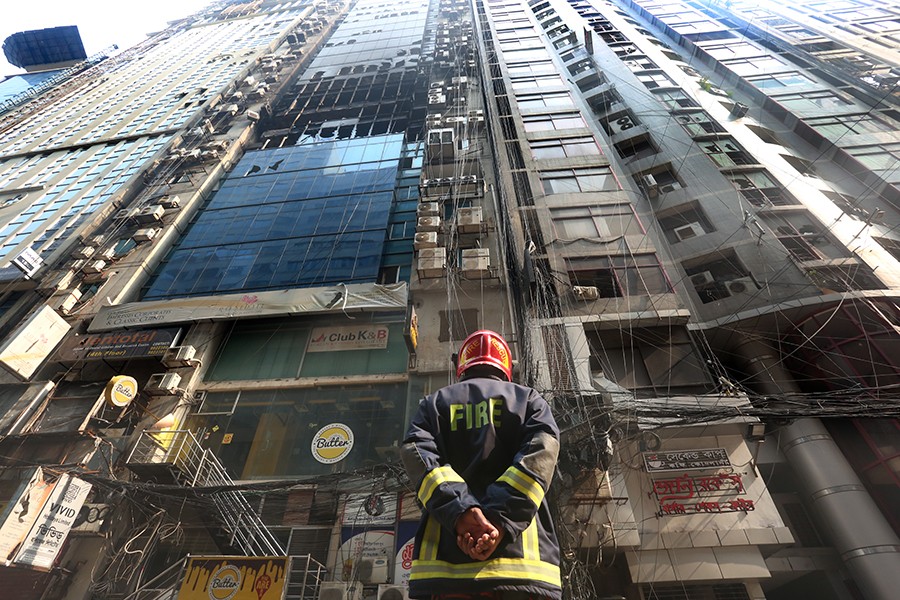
[127,430,285,556]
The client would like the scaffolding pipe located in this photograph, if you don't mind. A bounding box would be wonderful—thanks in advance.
[731,334,900,600]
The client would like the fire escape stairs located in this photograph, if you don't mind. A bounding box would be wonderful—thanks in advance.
[125,429,285,557]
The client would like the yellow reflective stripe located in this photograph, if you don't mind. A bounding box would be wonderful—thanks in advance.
[522,517,539,561]
[421,515,441,561]
[410,557,560,586]
[497,465,545,507]
[418,465,465,506]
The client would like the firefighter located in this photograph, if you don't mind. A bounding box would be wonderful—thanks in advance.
[401,330,561,600]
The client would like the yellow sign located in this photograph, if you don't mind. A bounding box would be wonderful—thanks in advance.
[105,375,138,407]
[311,423,354,464]
[177,556,287,600]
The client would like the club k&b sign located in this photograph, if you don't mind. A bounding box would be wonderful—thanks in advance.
[307,324,389,352]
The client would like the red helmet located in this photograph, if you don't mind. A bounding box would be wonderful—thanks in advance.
[456,330,512,381]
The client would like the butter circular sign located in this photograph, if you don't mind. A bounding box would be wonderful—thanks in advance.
[311,423,354,464]
[104,375,138,407]
[208,564,241,600]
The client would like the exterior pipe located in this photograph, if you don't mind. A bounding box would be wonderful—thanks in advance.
[731,334,900,600]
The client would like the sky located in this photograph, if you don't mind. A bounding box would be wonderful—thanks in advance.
[1,0,215,76]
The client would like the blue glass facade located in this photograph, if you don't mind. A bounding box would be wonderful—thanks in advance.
[144,135,405,298]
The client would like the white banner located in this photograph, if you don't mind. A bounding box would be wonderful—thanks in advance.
[13,474,92,569]
[0,468,55,563]
[89,283,407,332]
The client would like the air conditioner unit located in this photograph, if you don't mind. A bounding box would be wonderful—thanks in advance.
[461,248,490,278]
[133,228,160,243]
[247,110,261,121]
[573,285,599,300]
[135,205,165,224]
[114,209,132,220]
[457,207,483,233]
[319,582,361,600]
[156,196,181,209]
[230,91,244,101]
[71,503,110,535]
[418,247,447,279]
[146,372,182,396]
[690,271,716,287]
[73,246,96,259]
[162,345,197,368]
[414,231,439,250]
[377,585,409,600]
[82,260,106,274]
[726,277,756,295]
[52,288,83,315]
[417,216,441,232]
[97,246,117,260]
[641,174,659,198]
[417,202,439,217]
[201,119,215,134]
[83,235,105,247]
[357,557,389,584]
[673,222,704,242]
[427,128,456,161]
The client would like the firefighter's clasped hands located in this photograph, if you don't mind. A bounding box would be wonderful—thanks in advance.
[455,506,505,560]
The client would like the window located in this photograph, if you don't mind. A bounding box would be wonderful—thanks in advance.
[507,60,556,76]
[773,90,855,111]
[722,56,789,76]
[614,135,657,161]
[551,203,644,240]
[698,139,755,167]
[805,114,897,137]
[698,41,765,60]
[747,71,815,89]
[846,142,900,172]
[529,136,600,159]
[569,255,670,298]
[510,74,565,91]
[522,112,587,132]
[805,264,885,292]
[653,89,698,110]
[515,91,575,109]
[658,204,713,244]
[685,253,756,303]
[875,237,900,262]
[586,326,710,397]
[673,111,724,136]
[637,71,677,89]
[726,170,797,206]
[541,167,618,194]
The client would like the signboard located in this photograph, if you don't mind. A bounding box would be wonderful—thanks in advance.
[13,473,92,569]
[104,375,138,407]
[0,468,56,562]
[56,328,180,362]
[651,473,754,517]
[0,305,70,378]
[176,556,288,600]
[343,493,397,526]
[89,283,408,332]
[337,530,393,583]
[307,325,389,352]
[12,247,43,278]
[403,305,418,353]
[311,423,354,464]
[643,448,731,473]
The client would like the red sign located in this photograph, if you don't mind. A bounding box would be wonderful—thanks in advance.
[650,473,754,516]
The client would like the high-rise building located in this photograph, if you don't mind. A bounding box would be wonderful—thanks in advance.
[0,0,897,599]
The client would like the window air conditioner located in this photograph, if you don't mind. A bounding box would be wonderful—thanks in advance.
[461,248,490,278]
[82,260,106,274]
[357,557,389,584]
[641,174,659,198]
[135,205,165,225]
[417,216,441,232]
[73,246,96,259]
[83,235,105,247]
[52,288,83,315]
[726,277,756,295]
[133,228,160,243]
[156,196,181,209]
[319,583,361,600]
[457,207,483,233]
[246,110,261,121]
[673,222,704,241]
[414,231,439,250]
[162,345,197,368]
[572,285,599,300]
[417,247,447,279]
[690,271,716,287]
[417,202,439,217]
[146,372,182,396]
[377,585,409,600]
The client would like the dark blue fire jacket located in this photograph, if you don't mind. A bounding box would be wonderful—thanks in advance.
[401,377,561,599]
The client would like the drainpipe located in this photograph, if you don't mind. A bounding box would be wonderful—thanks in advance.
[731,334,900,600]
